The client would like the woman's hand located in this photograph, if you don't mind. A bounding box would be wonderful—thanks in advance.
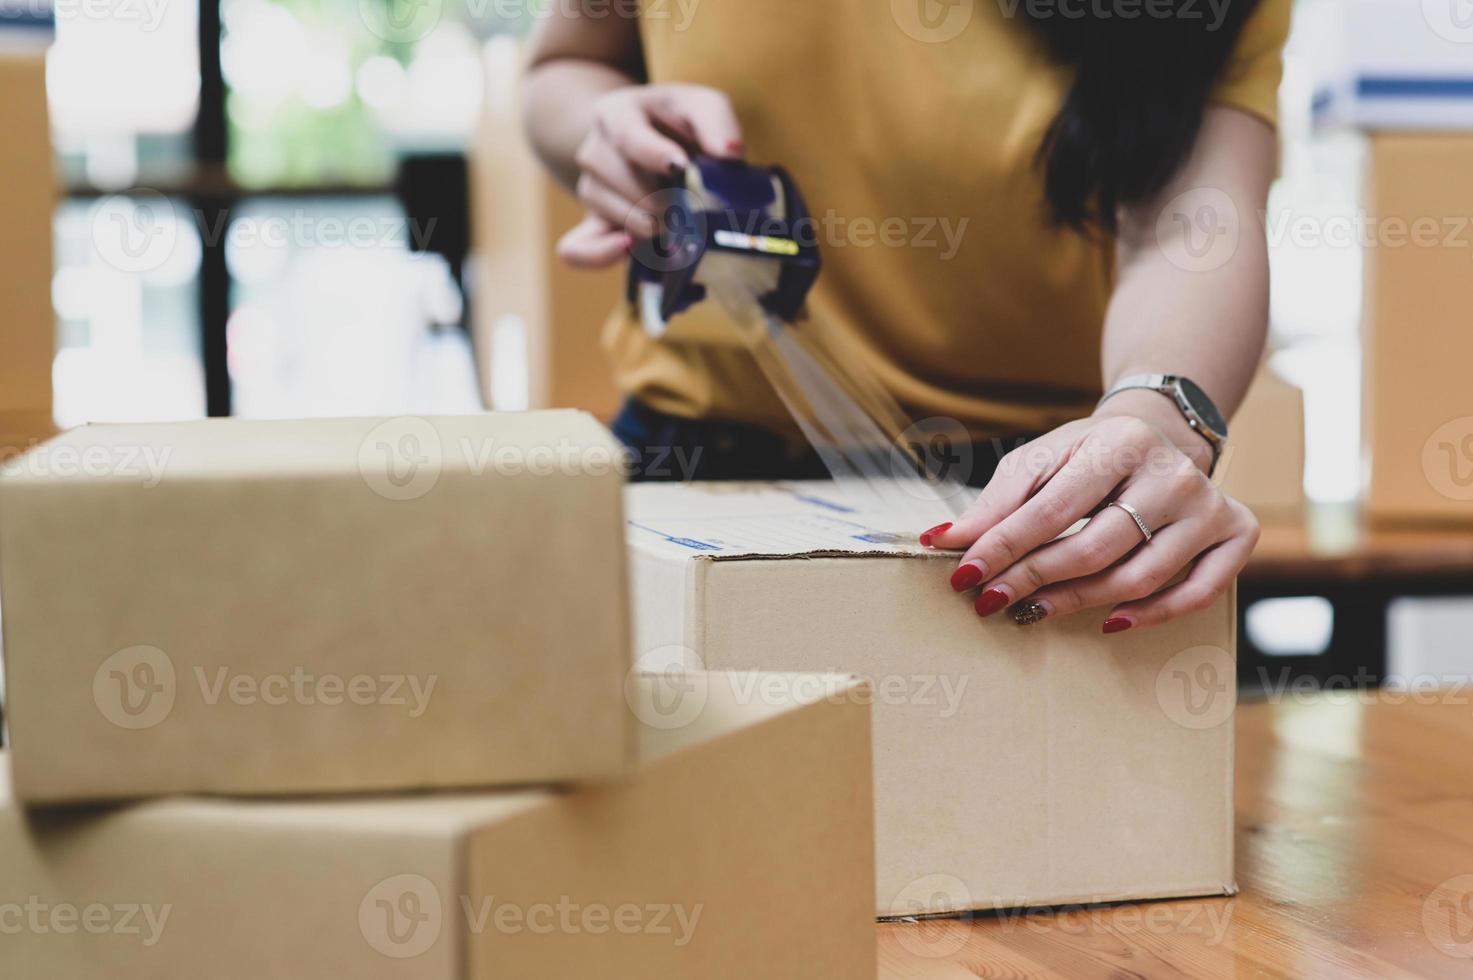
[557,84,744,268]
[922,401,1259,634]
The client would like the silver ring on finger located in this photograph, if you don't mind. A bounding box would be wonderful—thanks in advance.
[1106,500,1154,543]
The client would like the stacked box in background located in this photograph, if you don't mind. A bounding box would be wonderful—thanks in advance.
[1217,361,1306,523]
[1304,0,1473,524]
[1362,135,1473,525]
[626,481,1238,918]
[469,38,625,420]
[0,35,57,452]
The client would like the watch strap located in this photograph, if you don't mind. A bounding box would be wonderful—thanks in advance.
[1098,374,1174,402]
[1098,374,1225,475]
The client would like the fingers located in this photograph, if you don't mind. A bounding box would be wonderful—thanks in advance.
[927,413,1250,632]
[950,497,1161,603]
[955,424,1157,581]
[1102,509,1259,632]
[927,431,1075,551]
[575,172,656,238]
[593,96,691,176]
[571,84,743,258]
[612,119,691,177]
[1010,518,1213,624]
[556,215,631,268]
[575,135,657,212]
[646,85,745,158]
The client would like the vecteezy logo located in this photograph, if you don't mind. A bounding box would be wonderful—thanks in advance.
[1423,418,1473,502]
[1422,0,1473,44]
[1156,187,1240,273]
[359,874,443,958]
[627,188,707,275]
[358,0,444,43]
[888,873,974,958]
[93,645,177,730]
[90,190,181,275]
[1423,874,1473,957]
[896,416,975,505]
[357,417,443,501]
[891,0,974,42]
[625,645,708,731]
[1155,646,1235,730]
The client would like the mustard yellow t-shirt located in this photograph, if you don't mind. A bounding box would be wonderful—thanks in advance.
[606,0,1291,438]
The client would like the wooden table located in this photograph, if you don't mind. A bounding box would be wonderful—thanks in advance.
[878,693,1473,978]
[1247,507,1473,582]
[1237,506,1473,688]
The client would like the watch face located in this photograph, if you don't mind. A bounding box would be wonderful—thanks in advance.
[1178,378,1227,438]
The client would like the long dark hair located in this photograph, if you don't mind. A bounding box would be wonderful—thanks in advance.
[1022,0,1263,232]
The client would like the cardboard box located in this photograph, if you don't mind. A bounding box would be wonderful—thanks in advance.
[0,411,633,803]
[469,39,625,420]
[1303,0,1473,130]
[627,481,1237,917]
[1362,134,1473,525]
[0,672,877,979]
[1216,362,1306,522]
[0,47,56,424]
[0,412,59,461]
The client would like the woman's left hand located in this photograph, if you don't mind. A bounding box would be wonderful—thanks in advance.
[921,408,1259,634]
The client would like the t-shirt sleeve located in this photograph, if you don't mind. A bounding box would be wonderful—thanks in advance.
[1210,0,1292,128]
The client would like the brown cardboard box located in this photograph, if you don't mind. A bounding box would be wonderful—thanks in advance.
[1363,134,1473,525]
[0,48,56,424]
[469,40,625,420]
[0,672,877,979]
[0,412,59,460]
[1216,362,1306,522]
[627,481,1237,917]
[0,411,633,803]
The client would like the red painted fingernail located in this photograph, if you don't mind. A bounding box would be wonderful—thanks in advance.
[621,234,634,254]
[975,588,1009,617]
[918,522,952,547]
[726,140,745,156]
[950,562,984,592]
[1102,617,1134,634]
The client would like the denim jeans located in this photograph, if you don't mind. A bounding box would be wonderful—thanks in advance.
[610,398,1032,489]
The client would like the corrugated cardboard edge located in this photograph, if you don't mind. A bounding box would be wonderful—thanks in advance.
[686,559,709,661]
[878,881,1238,923]
[604,449,640,777]
[1225,579,1239,897]
[701,549,931,562]
[569,408,640,777]
[450,828,475,980]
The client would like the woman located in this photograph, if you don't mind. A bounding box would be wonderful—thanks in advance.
[522,0,1288,633]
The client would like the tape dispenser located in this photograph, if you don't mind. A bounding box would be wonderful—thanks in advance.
[627,157,821,343]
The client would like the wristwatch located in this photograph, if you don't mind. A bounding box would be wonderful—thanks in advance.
[1097,374,1228,475]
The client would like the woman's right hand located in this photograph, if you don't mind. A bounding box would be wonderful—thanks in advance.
[557,84,745,268]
